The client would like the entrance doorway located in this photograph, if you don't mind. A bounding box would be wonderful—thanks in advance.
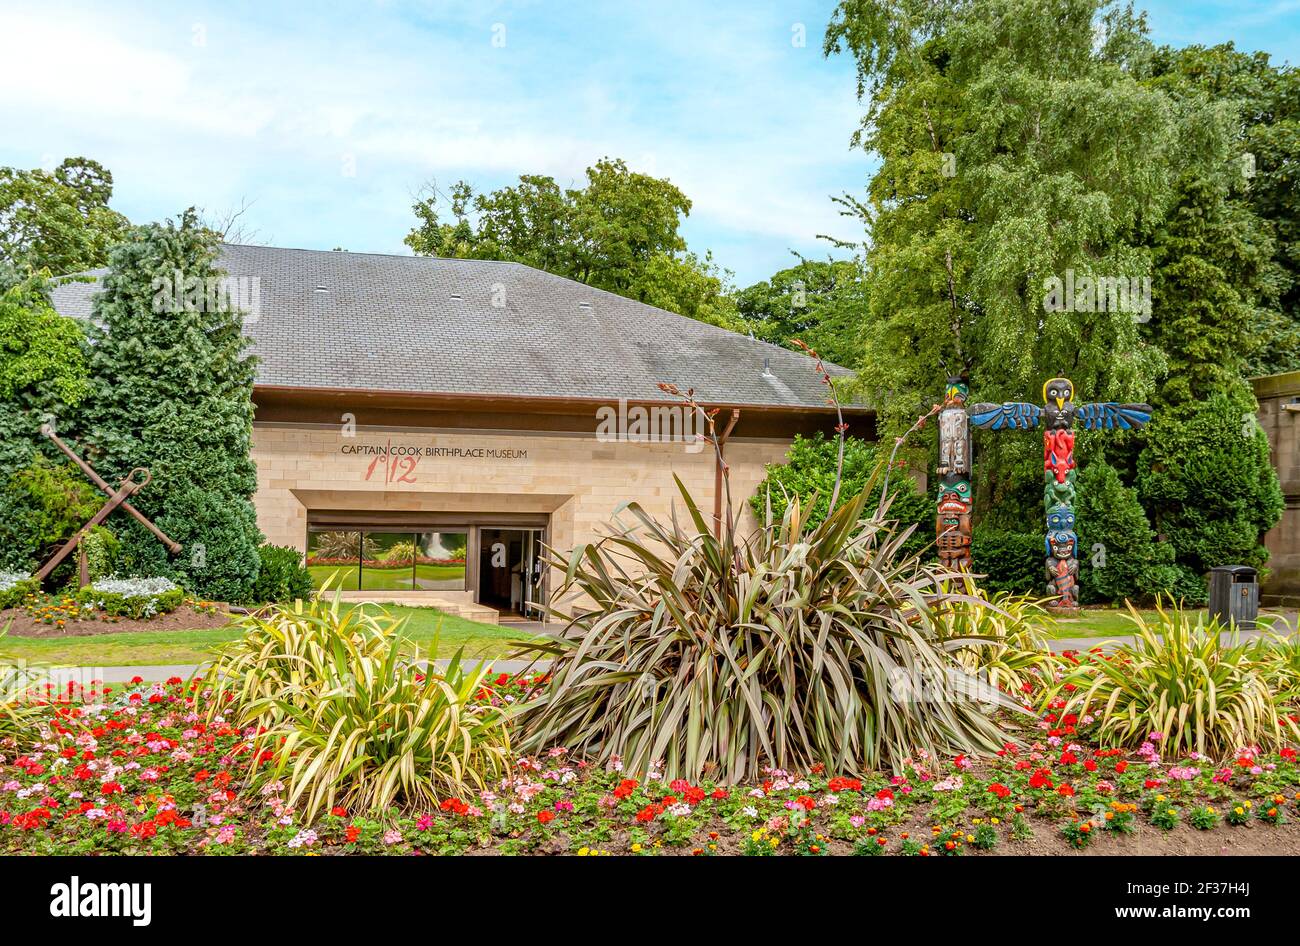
[477,528,545,621]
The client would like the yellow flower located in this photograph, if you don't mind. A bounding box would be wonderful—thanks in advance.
[1155,794,1166,803]
[966,834,975,843]
[630,843,642,853]
[1245,800,1253,808]
[577,847,589,856]
[990,817,1000,825]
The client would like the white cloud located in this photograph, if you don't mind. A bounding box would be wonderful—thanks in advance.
[0,0,869,282]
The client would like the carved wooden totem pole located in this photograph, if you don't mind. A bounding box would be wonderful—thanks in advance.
[969,378,1151,612]
[935,376,973,570]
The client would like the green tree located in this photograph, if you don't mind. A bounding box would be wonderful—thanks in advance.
[1137,385,1283,600]
[0,273,89,478]
[824,0,1226,520]
[78,210,262,600]
[736,258,867,367]
[404,158,738,325]
[749,433,933,556]
[1145,43,1300,381]
[0,157,129,274]
[1074,460,1181,604]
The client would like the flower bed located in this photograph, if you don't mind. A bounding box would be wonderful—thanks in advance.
[75,577,184,619]
[2,678,1298,855]
[0,572,38,610]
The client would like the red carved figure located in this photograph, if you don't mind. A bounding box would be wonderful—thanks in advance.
[1043,429,1075,484]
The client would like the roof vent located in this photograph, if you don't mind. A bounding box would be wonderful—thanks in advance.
[450,292,462,300]
[313,285,329,294]
[577,301,593,310]
[761,358,775,378]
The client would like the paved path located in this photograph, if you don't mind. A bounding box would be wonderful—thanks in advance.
[1046,611,1297,653]
[43,657,547,685]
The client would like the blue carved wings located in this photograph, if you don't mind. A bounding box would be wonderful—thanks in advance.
[968,402,1042,430]
[1076,402,1153,430]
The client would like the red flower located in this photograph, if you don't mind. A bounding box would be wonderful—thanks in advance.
[1028,768,1054,790]
[1058,784,1075,797]
[536,810,556,824]
[1114,761,1128,774]
[345,825,361,843]
[986,783,1011,799]
[330,806,348,818]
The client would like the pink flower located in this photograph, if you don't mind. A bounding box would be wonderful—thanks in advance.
[383,828,402,845]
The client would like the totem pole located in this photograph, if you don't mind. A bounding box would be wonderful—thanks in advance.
[935,376,973,570]
[969,378,1151,612]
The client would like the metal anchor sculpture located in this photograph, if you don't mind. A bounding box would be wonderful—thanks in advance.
[33,424,182,586]
[968,379,1152,612]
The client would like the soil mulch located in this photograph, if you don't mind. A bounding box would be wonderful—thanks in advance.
[1,605,236,638]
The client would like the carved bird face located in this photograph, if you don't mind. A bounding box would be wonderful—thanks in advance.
[944,377,969,405]
[1042,377,1074,410]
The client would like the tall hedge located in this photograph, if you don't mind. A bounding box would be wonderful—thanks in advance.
[1137,384,1283,598]
[1075,461,1182,605]
[79,211,261,600]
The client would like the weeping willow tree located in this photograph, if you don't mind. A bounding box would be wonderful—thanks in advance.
[824,0,1233,524]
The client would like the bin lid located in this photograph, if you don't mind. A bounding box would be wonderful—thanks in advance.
[1210,565,1257,576]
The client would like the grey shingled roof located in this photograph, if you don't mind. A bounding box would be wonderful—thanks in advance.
[50,244,853,409]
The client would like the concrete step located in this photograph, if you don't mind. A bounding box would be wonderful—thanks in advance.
[330,591,500,625]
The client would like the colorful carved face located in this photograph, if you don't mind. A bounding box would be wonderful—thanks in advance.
[1044,473,1075,506]
[1046,505,1075,533]
[937,476,972,520]
[1048,531,1077,560]
[1042,377,1075,409]
[944,377,969,406]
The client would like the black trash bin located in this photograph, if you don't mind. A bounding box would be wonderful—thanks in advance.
[1208,565,1259,630]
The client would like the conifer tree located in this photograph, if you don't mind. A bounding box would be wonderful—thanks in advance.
[79,211,261,600]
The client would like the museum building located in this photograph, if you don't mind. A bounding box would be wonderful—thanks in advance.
[53,245,869,624]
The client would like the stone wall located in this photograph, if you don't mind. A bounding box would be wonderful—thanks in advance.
[250,424,791,607]
[1254,372,1300,605]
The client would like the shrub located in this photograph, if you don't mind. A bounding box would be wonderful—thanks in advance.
[1138,386,1284,594]
[0,571,38,610]
[114,485,261,603]
[0,457,99,573]
[1045,602,1297,758]
[749,433,933,557]
[80,527,120,582]
[248,544,314,605]
[1075,461,1180,604]
[383,541,418,564]
[970,526,1041,596]
[204,596,511,819]
[203,594,396,725]
[75,576,183,619]
[517,471,1025,782]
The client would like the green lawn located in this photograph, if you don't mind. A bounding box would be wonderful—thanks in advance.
[0,605,543,668]
[306,563,467,591]
[1040,608,1291,639]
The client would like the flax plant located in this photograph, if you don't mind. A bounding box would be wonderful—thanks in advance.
[202,592,512,818]
[932,589,1056,697]
[516,367,1028,780]
[0,624,44,746]
[1044,601,1298,758]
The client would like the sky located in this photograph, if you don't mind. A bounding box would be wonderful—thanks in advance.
[1,0,1297,288]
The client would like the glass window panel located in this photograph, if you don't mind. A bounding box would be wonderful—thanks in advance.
[306,530,361,590]
[360,532,417,591]
[414,532,468,590]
